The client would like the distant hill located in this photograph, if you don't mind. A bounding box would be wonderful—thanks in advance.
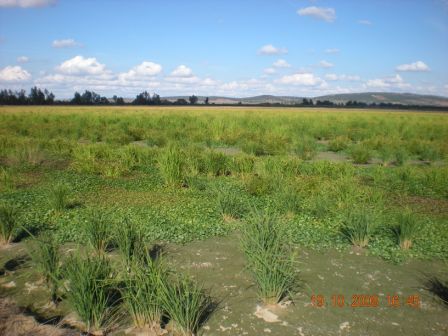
[315,92,448,107]
[162,92,448,107]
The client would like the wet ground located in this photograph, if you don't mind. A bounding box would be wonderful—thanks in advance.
[1,236,447,336]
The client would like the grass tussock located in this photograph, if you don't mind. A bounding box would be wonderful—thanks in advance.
[49,182,70,212]
[114,217,145,266]
[63,252,116,334]
[158,144,184,186]
[0,203,19,246]
[341,209,376,248]
[85,212,112,254]
[28,233,61,303]
[394,210,419,250]
[241,209,298,305]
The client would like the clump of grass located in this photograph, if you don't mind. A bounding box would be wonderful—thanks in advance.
[393,211,419,250]
[158,144,184,186]
[85,212,112,254]
[349,144,372,164]
[0,167,15,191]
[275,187,301,215]
[159,274,213,336]
[49,182,70,212]
[240,210,298,305]
[204,151,229,176]
[28,233,61,303]
[328,136,350,152]
[121,258,166,330]
[243,174,273,196]
[294,137,317,160]
[114,217,144,267]
[341,209,376,248]
[63,252,115,334]
[217,189,247,221]
[0,203,19,245]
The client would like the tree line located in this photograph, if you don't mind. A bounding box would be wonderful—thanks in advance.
[0,87,446,111]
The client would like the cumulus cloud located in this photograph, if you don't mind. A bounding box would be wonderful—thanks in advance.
[119,61,162,82]
[325,74,360,81]
[17,56,29,63]
[52,39,80,48]
[170,65,194,77]
[0,0,56,8]
[0,65,31,81]
[358,20,372,25]
[319,60,334,68]
[273,59,291,68]
[325,48,340,54]
[276,73,325,86]
[366,74,410,89]
[264,68,276,75]
[258,44,288,55]
[297,6,336,23]
[57,56,107,75]
[396,61,430,72]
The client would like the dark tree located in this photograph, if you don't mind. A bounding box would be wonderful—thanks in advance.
[189,95,198,105]
[205,97,209,105]
[174,98,188,105]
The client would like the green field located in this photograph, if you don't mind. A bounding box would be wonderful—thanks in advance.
[1,106,447,335]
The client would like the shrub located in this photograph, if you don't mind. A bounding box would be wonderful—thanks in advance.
[240,210,298,305]
[0,203,19,245]
[341,209,376,248]
[393,211,419,250]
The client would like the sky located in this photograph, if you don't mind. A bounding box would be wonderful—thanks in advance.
[0,0,447,98]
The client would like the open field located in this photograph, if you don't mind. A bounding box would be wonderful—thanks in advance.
[1,106,448,335]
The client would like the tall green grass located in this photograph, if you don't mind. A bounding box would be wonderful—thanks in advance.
[0,203,19,245]
[341,209,376,248]
[64,252,115,334]
[85,212,112,254]
[49,182,70,212]
[159,274,213,336]
[158,144,184,186]
[240,210,298,305]
[393,211,419,249]
[114,217,144,266]
[28,233,61,302]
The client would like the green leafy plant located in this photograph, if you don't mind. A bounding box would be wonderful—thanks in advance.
[0,203,19,245]
[240,209,298,305]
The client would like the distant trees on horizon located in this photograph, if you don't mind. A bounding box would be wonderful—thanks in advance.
[0,87,445,110]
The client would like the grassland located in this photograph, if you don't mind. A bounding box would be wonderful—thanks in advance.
[0,106,447,335]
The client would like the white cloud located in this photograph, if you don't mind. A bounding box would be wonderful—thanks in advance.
[0,65,31,81]
[170,65,194,77]
[57,56,107,75]
[325,48,340,54]
[358,20,372,25]
[264,68,276,75]
[52,39,80,48]
[325,74,360,81]
[276,73,325,86]
[17,56,29,63]
[119,61,162,82]
[396,61,430,72]
[366,74,410,89]
[0,0,56,8]
[273,59,291,68]
[297,6,336,23]
[258,44,288,55]
[319,60,334,68]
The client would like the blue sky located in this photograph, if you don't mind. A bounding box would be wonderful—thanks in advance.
[0,0,447,98]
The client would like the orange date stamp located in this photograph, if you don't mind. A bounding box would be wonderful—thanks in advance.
[310,294,420,308]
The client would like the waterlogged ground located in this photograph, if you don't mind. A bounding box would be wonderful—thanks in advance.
[0,236,447,335]
[167,235,448,336]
